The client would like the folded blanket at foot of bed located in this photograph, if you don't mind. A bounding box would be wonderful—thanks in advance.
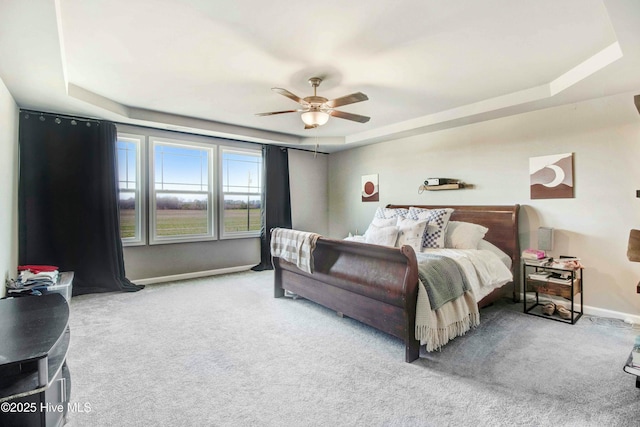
[270,228,321,274]
[417,253,471,310]
[414,253,480,352]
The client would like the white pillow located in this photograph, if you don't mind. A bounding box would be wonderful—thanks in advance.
[445,221,488,249]
[371,217,397,227]
[407,207,454,249]
[364,224,399,246]
[478,239,512,269]
[363,217,396,240]
[395,217,428,252]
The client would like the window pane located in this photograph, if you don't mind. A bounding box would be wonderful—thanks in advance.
[222,152,261,194]
[224,195,261,233]
[155,144,208,192]
[119,190,136,239]
[117,141,137,190]
[156,193,209,237]
[116,137,141,243]
[151,140,214,242]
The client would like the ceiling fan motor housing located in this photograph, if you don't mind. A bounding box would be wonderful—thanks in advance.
[304,96,328,107]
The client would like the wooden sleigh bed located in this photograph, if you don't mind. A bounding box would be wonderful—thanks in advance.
[273,204,520,363]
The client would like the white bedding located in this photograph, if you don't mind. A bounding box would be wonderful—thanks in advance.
[420,248,513,301]
[344,235,513,300]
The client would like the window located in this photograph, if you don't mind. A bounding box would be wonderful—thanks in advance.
[220,148,262,238]
[116,134,145,245]
[115,129,263,245]
[150,137,216,244]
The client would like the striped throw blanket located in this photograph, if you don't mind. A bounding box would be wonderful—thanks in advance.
[270,228,321,274]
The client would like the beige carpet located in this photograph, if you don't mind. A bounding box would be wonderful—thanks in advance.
[65,270,638,426]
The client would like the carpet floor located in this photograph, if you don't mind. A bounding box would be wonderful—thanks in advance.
[64,270,639,426]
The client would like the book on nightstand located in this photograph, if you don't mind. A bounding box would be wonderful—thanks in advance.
[522,249,546,260]
[524,257,551,266]
[528,271,552,280]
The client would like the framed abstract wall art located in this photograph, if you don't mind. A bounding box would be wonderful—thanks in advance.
[530,153,574,199]
[361,174,379,202]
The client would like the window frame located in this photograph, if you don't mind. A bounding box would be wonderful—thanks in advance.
[117,133,146,247]
[219,145,263,240]
[149,136,217,245]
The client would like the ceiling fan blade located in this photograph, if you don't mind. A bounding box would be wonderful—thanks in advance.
[324,92,368,108]
[255,109,301,116]
[272,88,309,106]
[329,110,370,123]
[304,124,319,130]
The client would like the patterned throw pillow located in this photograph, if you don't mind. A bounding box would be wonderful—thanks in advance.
[407,207,454,249]
[373,207,409,220]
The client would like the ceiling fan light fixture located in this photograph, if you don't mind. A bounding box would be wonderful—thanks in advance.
[301,110,330,127]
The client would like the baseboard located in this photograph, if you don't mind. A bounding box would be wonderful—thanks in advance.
[520,293,640,325]
[580,304,640,325]
[132,264,257,285]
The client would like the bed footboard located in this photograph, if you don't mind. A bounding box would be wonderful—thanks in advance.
[273,238,420,362]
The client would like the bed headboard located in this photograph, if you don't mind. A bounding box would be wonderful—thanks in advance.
[386,204,520,269]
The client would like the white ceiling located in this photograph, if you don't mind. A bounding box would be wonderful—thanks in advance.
[1,0,639,152]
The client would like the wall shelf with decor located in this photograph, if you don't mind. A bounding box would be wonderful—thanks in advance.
[418,183,464,193]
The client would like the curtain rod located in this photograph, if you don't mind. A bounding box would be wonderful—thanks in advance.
[115,121,329,156]
[20,110,329,156]
[21,109,102,124]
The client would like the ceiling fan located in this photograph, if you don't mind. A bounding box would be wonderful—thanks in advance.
[256,77,370,129]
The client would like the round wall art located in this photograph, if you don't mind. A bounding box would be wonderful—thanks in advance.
[361,174,379,202]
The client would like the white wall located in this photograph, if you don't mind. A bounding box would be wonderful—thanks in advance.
[289,149,329,235]
[328,91,640,319]
[0,76,19,298]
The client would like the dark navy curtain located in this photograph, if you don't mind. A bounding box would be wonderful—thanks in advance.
[252,145,292,271]
[18,111,143,295]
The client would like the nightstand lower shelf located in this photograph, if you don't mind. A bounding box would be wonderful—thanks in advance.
[524,300,583,324]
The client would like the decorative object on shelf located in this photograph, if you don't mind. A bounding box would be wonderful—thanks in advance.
[424,178,456,186]
[418,179,464,193]
[361,174,379,202]
[530,153,574,199]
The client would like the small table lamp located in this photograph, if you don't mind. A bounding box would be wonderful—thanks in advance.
[538,227,554,255]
